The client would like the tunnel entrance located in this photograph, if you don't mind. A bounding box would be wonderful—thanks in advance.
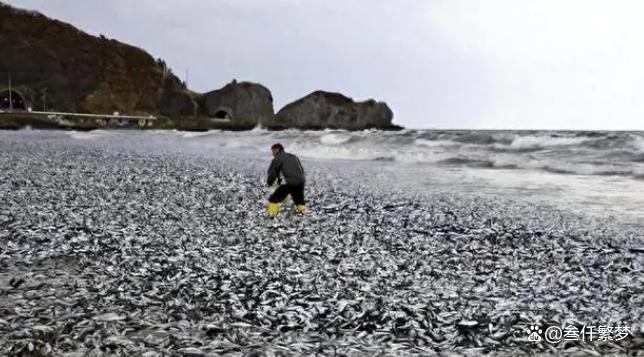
[213,109,232,119]
[0,90,26,110]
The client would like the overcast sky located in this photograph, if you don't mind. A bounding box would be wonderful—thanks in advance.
[7,0,644,130]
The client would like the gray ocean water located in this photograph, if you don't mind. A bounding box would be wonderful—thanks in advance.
[17,128,644,227]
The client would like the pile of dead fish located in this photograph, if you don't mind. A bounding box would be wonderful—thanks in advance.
[0,131,642,356]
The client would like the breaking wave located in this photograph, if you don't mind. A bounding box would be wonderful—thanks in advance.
[501,135,589,150]
[319,133,355,145]
[66,129,114,140]
[633,135,644,153]
[69,128,644,179]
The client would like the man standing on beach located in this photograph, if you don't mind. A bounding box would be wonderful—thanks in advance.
[266,143,306,215]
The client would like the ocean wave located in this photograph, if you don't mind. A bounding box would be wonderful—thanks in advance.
[413,139,460,147]
[451,132,514,145]
[319,133,354,145]
[490,159,639,178]
[430,153,642,178]
[437,157,494,168]
[373,156,396,162]
[66,129,644,180]
[542,163,632,176]
[289,143,391,161]
[416,132,601,151]
[176,130,218,138]
[250,124,268,133]
[634,169,644,180]
[502,135,589,150]
[632,135,644,153]
[66,129,113,140]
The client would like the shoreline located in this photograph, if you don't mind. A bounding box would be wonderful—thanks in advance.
[0,132,642,355]
[0,113,405,132]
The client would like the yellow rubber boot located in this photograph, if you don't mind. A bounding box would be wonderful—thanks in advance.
[295,204,306,214]
[267,202,279,216]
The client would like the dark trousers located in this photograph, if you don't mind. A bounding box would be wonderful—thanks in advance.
[269,184,305,205]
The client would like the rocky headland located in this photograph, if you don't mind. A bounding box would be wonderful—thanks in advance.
[0,2,399,131]
[268,91,399,131]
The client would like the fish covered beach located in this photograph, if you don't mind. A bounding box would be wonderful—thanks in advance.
[0,129,643,356]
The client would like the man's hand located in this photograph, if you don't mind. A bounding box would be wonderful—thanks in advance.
[266,177,281,189]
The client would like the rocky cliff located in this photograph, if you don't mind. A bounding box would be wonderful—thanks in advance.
[270,91,396,130]
[1,2,399,131]
[200,80,274,127]
[0,2,195,117]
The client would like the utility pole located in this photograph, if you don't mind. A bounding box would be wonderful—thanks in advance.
[42,88,47,111]
[8,75,12,112]
[185,69,189,88]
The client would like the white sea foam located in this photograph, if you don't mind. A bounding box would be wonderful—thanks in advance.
[490,155,541,170]
[62,129,644,179]
[543,162,628,176]
[502,135,588,150]
[291,143,389,161]
[319,133,352,145]
[413,139,459,147]
[633,166,644,178]
[177,130,217,138]
[631,135,644,153]
[66,129,113,140]
[250,124,268,133]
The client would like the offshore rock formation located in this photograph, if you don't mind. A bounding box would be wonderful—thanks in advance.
[201,80,274,127]
[0,2,399,130]
[271,91,397,130]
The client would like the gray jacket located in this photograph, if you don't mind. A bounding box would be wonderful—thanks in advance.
[267,152,305,186]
